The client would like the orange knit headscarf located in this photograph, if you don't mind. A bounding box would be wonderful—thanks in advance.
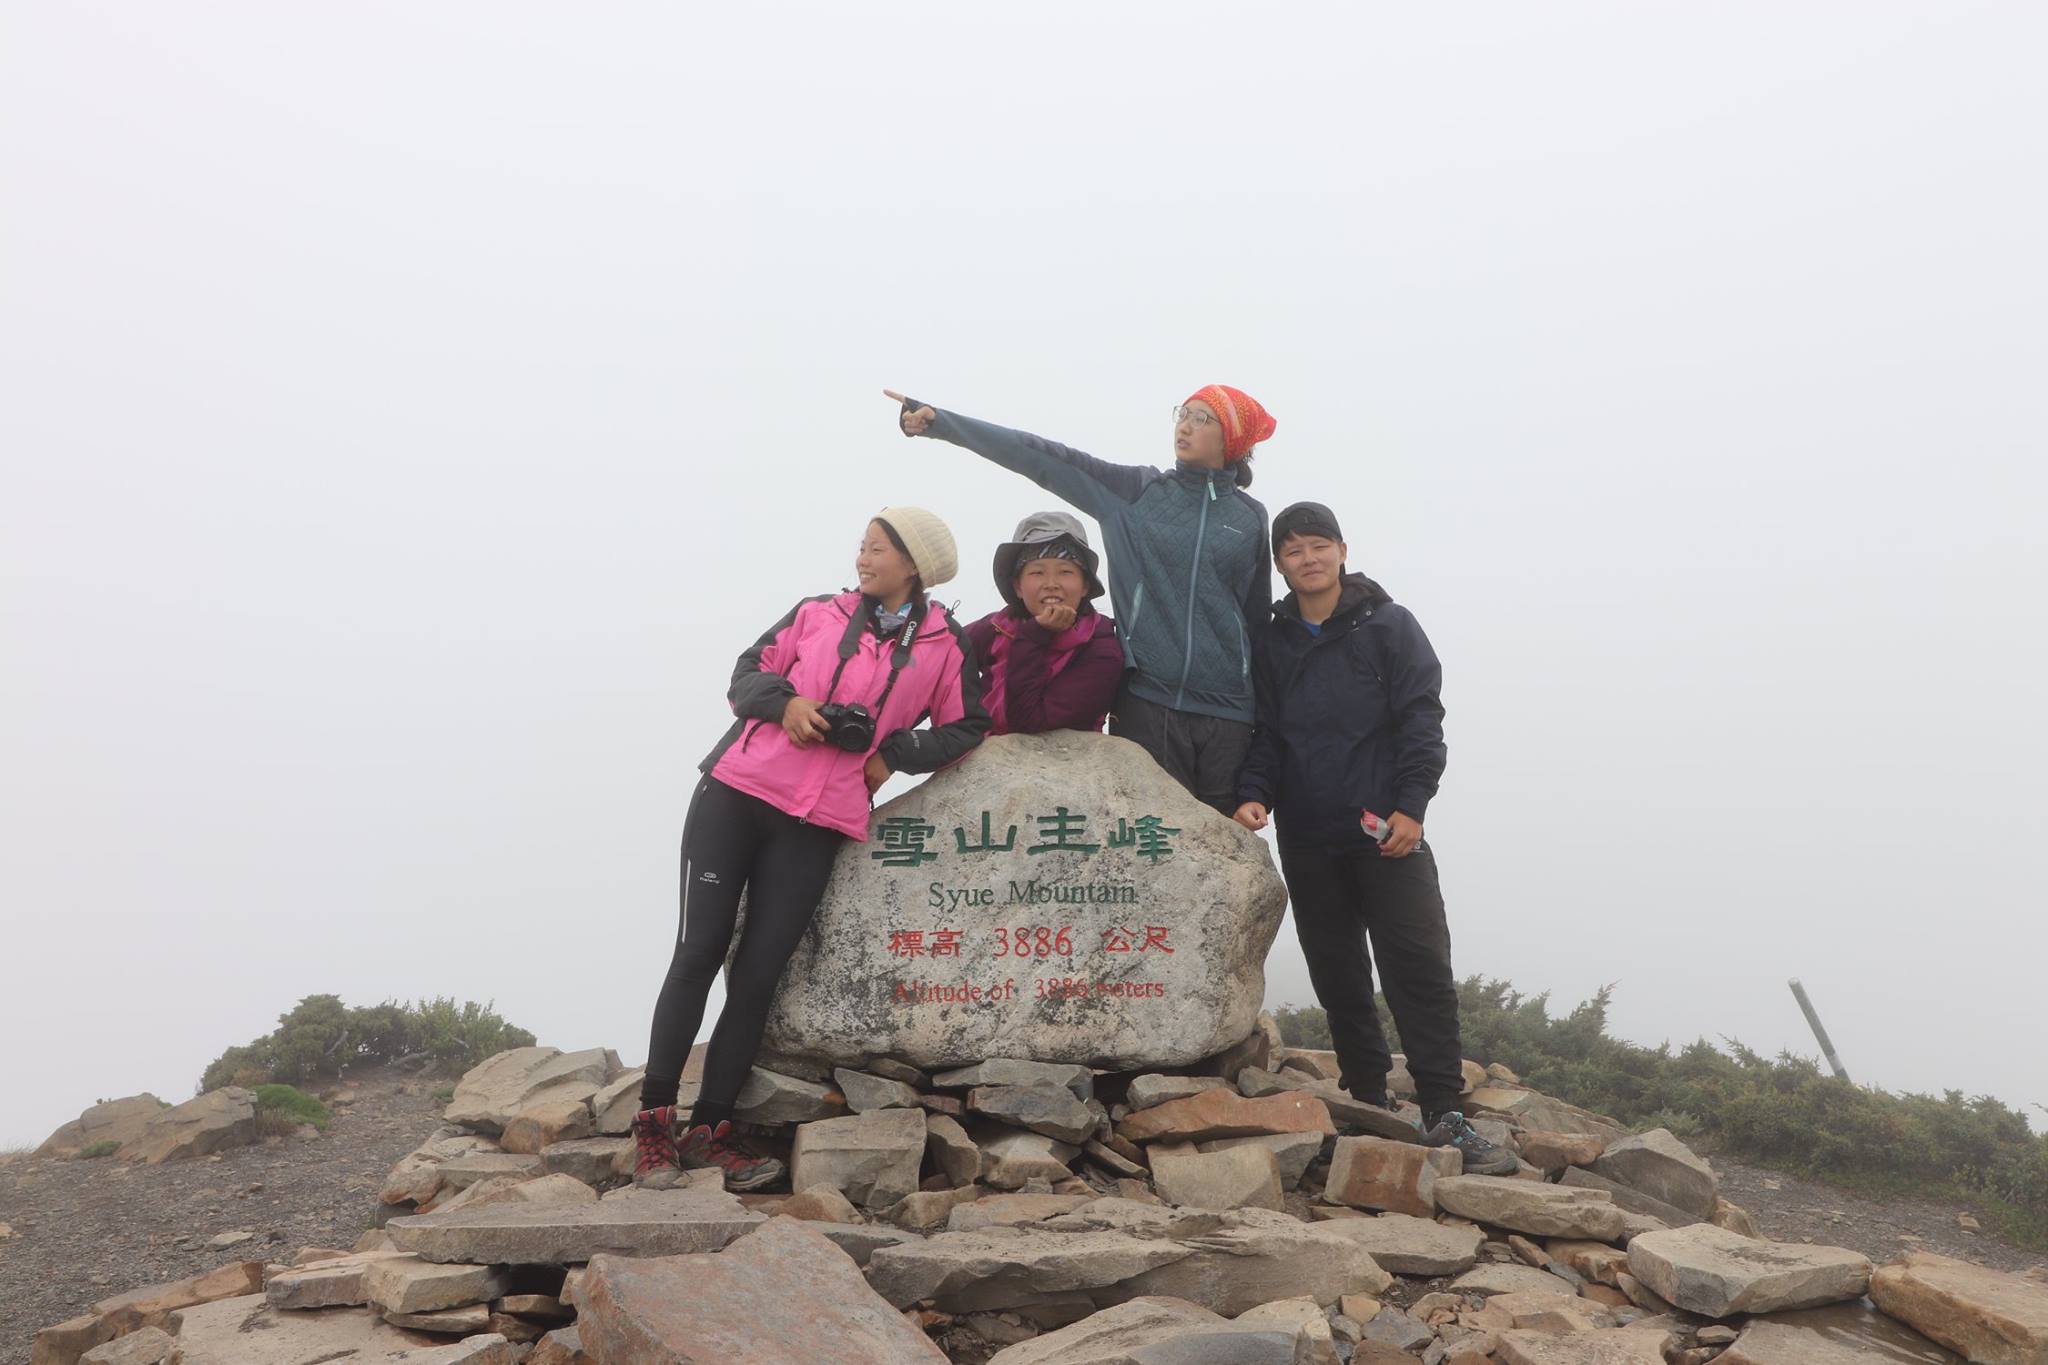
[1184,384,1277,461]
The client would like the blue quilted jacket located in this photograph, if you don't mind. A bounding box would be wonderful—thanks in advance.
[918,408,1270,725]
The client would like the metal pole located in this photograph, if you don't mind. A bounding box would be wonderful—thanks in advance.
[1789,978,1850,1081]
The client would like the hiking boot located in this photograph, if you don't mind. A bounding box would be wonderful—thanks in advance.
[630,1106,686,1188]
[1419,1110,1519,1176]
[678,1119,786,1193]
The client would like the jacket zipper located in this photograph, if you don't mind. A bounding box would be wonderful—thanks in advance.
[1174,474,1214,707]
[1126,583,1146,638]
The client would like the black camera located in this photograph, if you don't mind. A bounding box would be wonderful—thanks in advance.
[816,701,876,752]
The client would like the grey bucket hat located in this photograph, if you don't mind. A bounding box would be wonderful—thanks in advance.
[992,511,1106,612]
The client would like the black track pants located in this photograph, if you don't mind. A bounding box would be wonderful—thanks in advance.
[639,777,844,1123]
[1277,839,1466,1116]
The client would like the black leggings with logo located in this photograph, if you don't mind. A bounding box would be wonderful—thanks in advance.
[638,777,845,1129]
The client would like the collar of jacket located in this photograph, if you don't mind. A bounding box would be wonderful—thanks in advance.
[1273,572,1390,630]
[835,591,945,646]
[1168,459,1234,489]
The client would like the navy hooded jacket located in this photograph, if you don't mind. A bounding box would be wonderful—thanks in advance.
[1236,573,1447,848]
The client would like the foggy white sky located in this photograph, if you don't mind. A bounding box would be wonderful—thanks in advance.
[4,3,2044,1149]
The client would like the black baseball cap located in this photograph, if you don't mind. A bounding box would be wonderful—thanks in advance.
[1272,501,1345,548]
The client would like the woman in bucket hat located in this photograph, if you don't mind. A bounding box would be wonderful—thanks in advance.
[629,507,989,1192]
[885,385,1274,813]
[964,511,1125,737]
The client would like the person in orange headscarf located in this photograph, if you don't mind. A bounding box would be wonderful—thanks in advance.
[886,384,1276,812]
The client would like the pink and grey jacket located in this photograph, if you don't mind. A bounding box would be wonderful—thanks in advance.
[702,591,990,839]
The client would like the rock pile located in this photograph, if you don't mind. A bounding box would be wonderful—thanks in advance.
[31,1033,2048,1364]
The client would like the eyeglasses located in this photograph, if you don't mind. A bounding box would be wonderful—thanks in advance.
[1171,404,1218,428]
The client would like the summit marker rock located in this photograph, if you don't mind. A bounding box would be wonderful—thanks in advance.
[744,733,1288,1070]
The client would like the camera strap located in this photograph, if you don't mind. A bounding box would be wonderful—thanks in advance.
[823,600,922,711]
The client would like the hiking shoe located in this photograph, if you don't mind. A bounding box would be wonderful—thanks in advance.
[1419,1110,1518,1176]
[630,1106,686,1188]
[679,1120,786,1193]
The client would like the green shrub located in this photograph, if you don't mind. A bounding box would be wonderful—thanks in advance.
[78,1140,119,1159]
[201,996,536,1093]
[1273,978,2048,1249]
[253,1083,331,1132]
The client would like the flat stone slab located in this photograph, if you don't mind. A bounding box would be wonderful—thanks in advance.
[1589,1127,1718,1220]
[1323,1134,1462,1218]
[948,1194,1092,1232]
[1310,1212,1483,1276]
[541,1136,631,1185]
[363,1256,511,1315]
[574,1217,948,1364]
[982,1296,1299,1365]
[1494,1328,1670,1364]
[263,1250,406,1309]
[1559,1165,1703,1227]
[1628,1224,1871,1317]
[865,1226,1194,1312]
[934,1059,1095,1100]
[834,1067,924,1113]
[875,1210,1389,1321]
[735,1067,846,1125]
[804,1221,925,1267]
[1196,1132,1323,1190]
[1868,1250,2048,1365]
[1117,1209,1391,1318]
[446,1047,613,1134]
[1125,1075,1229,1111]
[1116,1088,1335,1144]
[1434,1174,1625,1240]
[1451,1263,1580,1298]
[1237,1067,1424,1140]
[1149,1142,1283,1211]
[436,1152,548,1191]
[165,1295,455,1363]
[790,1108,928,1211]
[1719,1301,1964,1364]
[967,1085,1101,1144]
[388,1186,762,1265]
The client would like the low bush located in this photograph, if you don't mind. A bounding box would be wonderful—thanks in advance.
[201,995,535,1093]
[252,1083,331,1132]
[77,1140,119,1160]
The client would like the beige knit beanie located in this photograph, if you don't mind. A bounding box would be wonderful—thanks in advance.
[873,506,958,589]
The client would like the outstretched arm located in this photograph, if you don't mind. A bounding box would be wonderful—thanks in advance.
[885,390,1154,517]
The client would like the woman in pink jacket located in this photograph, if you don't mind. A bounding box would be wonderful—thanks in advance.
[631,507,989,1191]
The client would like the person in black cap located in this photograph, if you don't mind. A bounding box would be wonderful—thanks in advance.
[964,512,1126,736]
[1233,501,1515,1175]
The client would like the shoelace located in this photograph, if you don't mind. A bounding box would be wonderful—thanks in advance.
[703,1127,765,1173]
[1436,1111,1481,1144]
[633,1110,678,1168]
